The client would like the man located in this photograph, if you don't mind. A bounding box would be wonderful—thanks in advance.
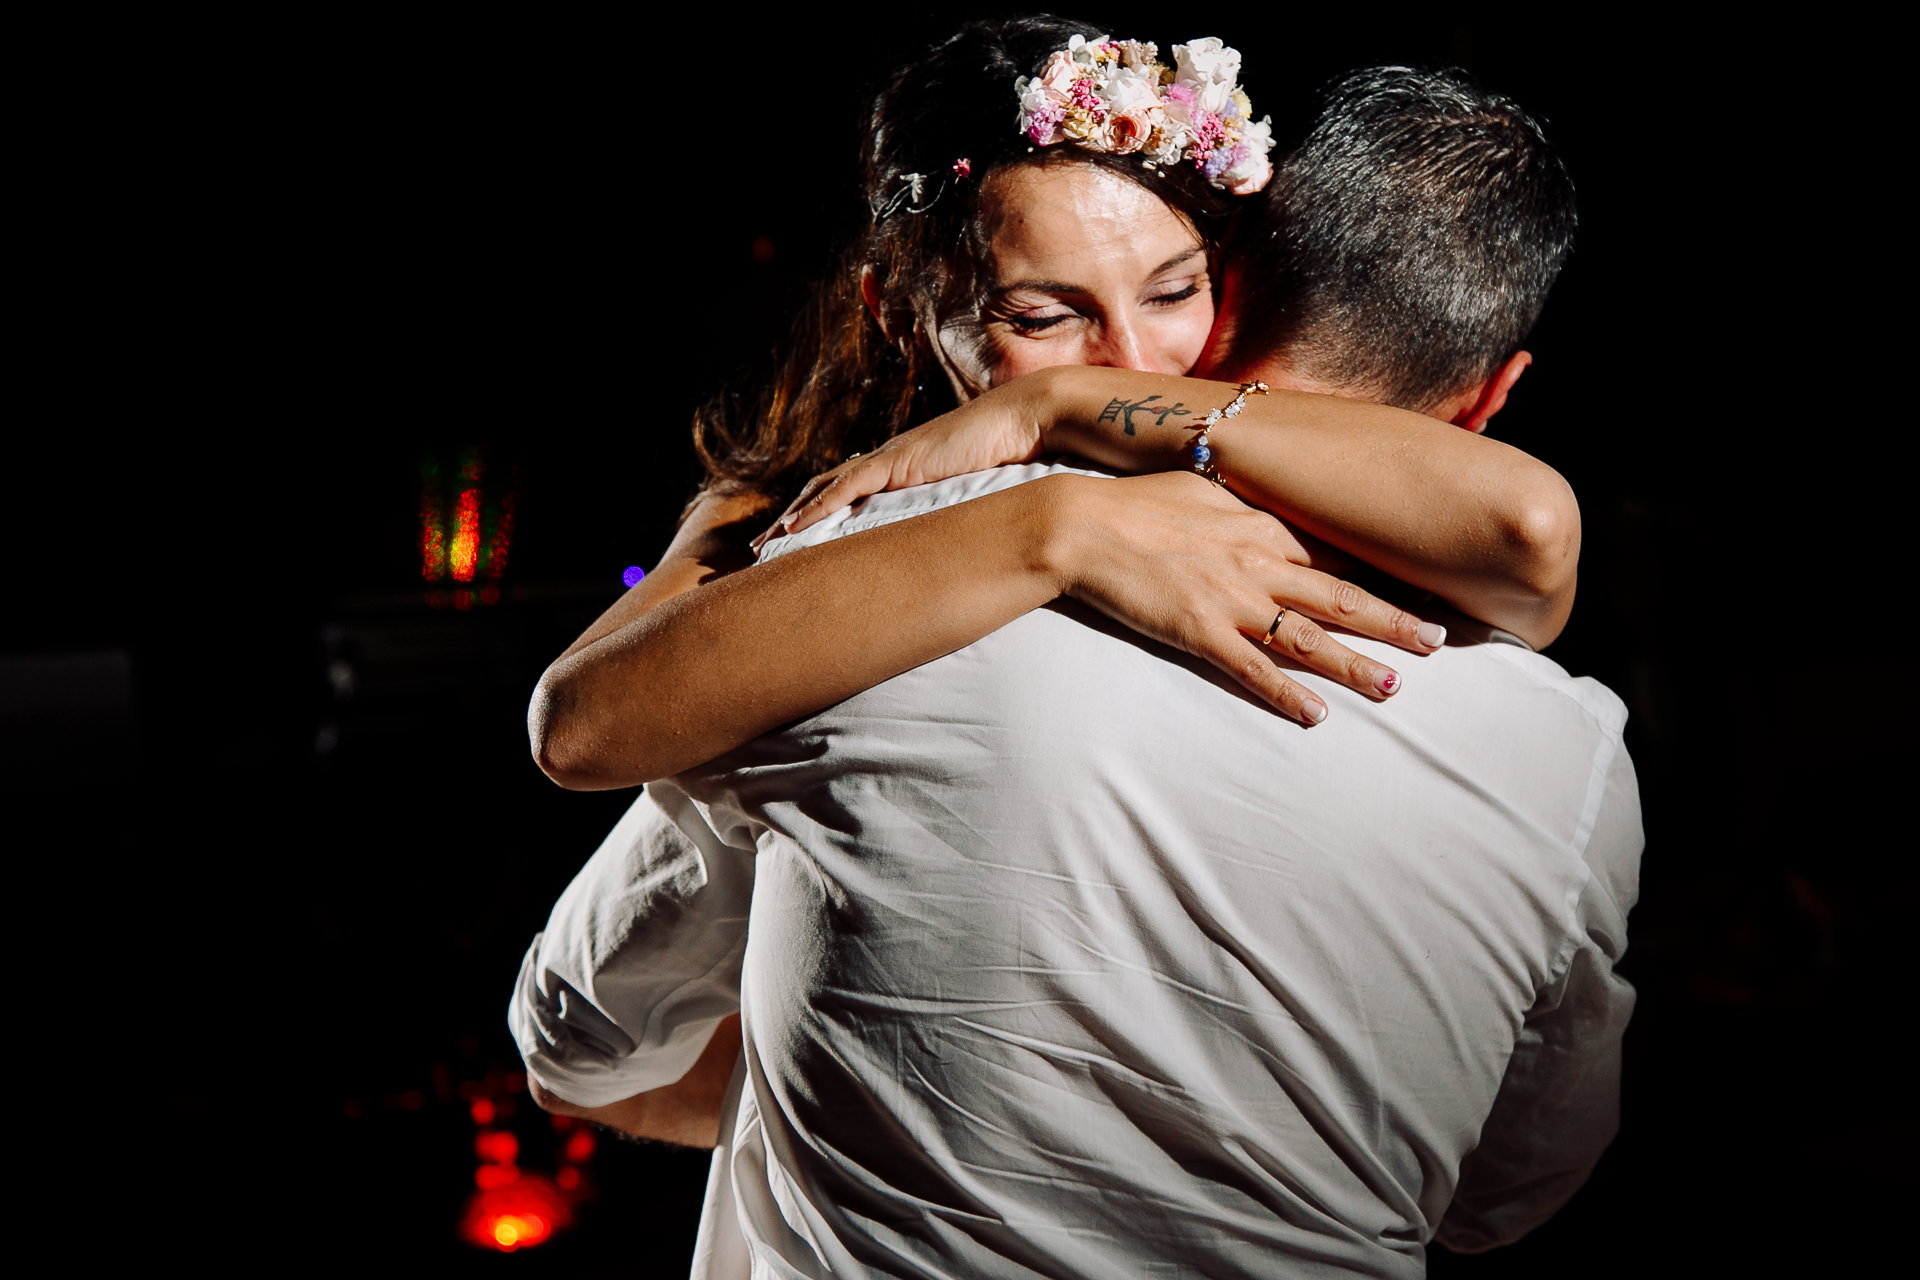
[512,68,1637,1277]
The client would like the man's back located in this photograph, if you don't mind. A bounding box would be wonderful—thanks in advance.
[672,463,1639,1279]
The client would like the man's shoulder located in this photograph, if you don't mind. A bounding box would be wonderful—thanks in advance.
[1430,620,1629,742]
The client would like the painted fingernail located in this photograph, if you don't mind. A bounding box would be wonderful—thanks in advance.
[1302,698,1328,725]
[1417,622,1446,648]
[1375,671,1399,695]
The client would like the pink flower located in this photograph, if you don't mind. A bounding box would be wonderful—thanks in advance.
[1067,76,1105,118]
[1104,111,1150,154]
[1025,103,1066,146]
[1037,51,1080,99]
[952,157,972,179]
[1188,109,1226,159]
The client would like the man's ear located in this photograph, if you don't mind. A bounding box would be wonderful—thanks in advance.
[860,265,898,343]
[1193,259,1243,380]
[1445,350,1531,433]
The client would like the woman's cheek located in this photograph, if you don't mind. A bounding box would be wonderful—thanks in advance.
[1161,299,1216,374]
[984,331,1078,387]
[934,315,997,400]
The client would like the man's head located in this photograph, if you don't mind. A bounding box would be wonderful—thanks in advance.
[1204,67,1576,430]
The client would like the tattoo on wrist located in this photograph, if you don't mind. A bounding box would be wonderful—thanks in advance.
[1097,395,1193,435]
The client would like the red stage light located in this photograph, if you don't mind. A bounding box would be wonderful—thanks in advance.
[474,1130,519,1165]
[469,1097,496,1126]
[460,1171,573,1252]
[564,1128,596,1163]
[450,489,481,581]
[475,1163,517,1190]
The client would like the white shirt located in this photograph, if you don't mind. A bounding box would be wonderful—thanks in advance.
[512,462,1642,1278]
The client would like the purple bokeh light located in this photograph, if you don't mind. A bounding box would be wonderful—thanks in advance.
[622,565,646,589]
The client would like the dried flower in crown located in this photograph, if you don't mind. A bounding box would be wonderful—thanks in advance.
[1013,34,1274,195]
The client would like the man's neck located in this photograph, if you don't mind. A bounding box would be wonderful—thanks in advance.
[1203,353,1351,401]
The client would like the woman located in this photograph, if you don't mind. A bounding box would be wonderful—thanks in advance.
[528,17,1576,790]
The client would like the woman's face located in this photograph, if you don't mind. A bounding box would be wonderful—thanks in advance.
[932,161,1214,400]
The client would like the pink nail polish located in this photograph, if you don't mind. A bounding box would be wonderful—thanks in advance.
[1417,622,1446,648]
[1375,671,1399,695]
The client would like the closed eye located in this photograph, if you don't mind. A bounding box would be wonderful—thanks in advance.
[1146,272,1208,308]
[1005,309,1074,333]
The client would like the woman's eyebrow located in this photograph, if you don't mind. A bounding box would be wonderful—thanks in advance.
[990,249,1208,300]
[1146,247,1207,278]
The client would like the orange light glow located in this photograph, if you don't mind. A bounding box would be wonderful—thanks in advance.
[475,1130,519,1165]
[450,489,481,582]
[475,1163,517,1190]
[492,1213,549,1250]
[460,1172,572,1252]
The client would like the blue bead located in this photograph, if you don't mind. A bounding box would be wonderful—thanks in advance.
[1191,443,1212,465]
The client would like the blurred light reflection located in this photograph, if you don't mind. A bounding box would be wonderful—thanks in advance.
[418,447,517,595]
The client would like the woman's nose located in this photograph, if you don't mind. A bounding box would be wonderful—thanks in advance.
[1088,318,1152,371]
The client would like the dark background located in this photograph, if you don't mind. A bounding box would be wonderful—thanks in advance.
[12,9,1895,1273]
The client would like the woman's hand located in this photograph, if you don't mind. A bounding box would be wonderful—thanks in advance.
[758,373,1058,549]
[1042,472,1445,726]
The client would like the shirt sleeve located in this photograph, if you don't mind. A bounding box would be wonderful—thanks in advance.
[507,783,757,1108]
[1435,742,1644,1252]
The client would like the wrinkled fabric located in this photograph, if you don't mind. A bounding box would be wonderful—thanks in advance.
[513,462,1641,1279]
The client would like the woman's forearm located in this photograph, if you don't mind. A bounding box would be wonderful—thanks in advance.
[531,464,1433,788]
[530,479,1071,789]
[1035,366,1580,648]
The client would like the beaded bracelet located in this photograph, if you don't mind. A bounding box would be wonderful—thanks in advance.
[1185,380,1268,485]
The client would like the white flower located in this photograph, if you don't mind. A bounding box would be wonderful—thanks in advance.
[1237,115,1274,156]
[1221,115,1276,195]
[1173,37,1242,88]
[1193,78,1235,116]
[1065,33,1109,72]
[1145,122,1188,167]
[1101,66,1162,114]
[1223,151,1274,196]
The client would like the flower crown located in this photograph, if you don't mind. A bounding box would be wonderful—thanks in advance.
[1015,34,1274,195]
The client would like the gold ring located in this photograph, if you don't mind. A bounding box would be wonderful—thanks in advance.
[1261,609,1288,647]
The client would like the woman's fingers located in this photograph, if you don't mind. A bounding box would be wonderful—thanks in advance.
[1254,608,1400,705]
[755,455,893,551]
[1189,606,1400,727]
[1275,566,1446,657]
[757,385,1050,550]
[1201,634,1333,727]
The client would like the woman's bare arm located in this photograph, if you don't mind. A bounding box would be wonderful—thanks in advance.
[778,365,1580,649]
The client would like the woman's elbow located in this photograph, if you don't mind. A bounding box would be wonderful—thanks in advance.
[527,669,622,790]
[1493,479,1580,648]
[1506,476,1581,604]
[528,674,584,788]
